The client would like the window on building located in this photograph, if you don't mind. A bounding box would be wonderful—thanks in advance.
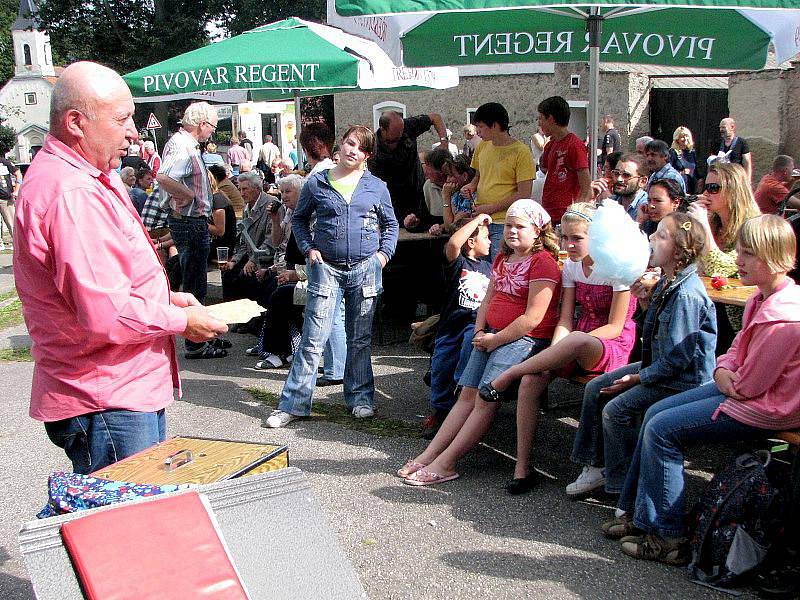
[466,108,478,125]
[24,92,36,105]
[23,44,32,66]
[372,101,406,131]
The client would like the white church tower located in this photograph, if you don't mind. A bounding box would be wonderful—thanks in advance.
[0,0,59,162]
[12,0,54,78]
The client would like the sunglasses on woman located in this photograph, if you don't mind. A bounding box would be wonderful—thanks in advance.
[703,182,722,194]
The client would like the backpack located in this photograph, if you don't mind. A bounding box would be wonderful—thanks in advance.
[687,450,789,589]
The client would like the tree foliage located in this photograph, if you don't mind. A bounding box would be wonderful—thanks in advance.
[0,0,21,86]
[36,0,326,75]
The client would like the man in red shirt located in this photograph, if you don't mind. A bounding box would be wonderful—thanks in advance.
[754,155,798,214]
[538,96,591,223]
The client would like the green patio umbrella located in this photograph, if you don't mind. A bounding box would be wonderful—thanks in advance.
[328,1,800,177]
[124,17,458,161]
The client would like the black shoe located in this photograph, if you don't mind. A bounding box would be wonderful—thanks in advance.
[505,472,539,495]
[316,377,344,387]
[210,336,232,349]
[423,369,432,387]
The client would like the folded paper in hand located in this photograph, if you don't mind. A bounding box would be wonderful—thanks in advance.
[207,299,266,324]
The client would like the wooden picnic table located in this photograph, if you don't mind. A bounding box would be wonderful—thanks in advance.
[701,276,757,308]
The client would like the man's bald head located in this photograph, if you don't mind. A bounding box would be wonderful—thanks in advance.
[50,62,131,136]
[49,61,137,172]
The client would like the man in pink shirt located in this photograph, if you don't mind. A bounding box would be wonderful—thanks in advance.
[13,61,227,474]
[225,136,249,176]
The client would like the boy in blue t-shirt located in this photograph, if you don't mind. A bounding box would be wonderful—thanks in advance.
[423,215,492,438]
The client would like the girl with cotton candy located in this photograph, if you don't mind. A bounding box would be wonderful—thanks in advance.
[568,213,717,501]
[484,202,638,494]
[397,199,562,487]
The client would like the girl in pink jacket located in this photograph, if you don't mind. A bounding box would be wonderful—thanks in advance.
[601,214,800,567]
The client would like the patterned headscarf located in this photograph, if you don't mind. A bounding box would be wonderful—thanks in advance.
[506,199,551,229]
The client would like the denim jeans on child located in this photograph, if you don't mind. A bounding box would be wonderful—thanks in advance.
[617,383,768,538]
[278,255,382,415]
[430,323,475,412]
[570,361,675,493]
[44,409,167,474]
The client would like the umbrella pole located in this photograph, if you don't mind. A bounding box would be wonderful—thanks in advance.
[587,9,602,182]
[293,90,304,170]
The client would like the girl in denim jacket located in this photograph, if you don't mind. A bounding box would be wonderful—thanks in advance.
[567,213,717,499]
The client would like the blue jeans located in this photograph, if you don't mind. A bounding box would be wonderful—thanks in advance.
[570,362,674,493]
[485,223,504,262]
[618,383,768,538]
[168,215,210,303]
[460,335,549,393]
[44,409,167,474]
[429,323,475,412]
[323,298,346,380]
[278,256,382,415]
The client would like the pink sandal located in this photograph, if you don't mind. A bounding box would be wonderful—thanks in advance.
[397,460,426,478]
[403,467,460,487]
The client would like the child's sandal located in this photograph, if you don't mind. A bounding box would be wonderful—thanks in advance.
[479,382,501,402]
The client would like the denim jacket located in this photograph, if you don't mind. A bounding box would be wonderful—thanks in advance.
[292,169,399,267]
[638,264,717,391]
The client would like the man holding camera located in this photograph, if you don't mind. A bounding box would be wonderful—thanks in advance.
[220,170,284,318]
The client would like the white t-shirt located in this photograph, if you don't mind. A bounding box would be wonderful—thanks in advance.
[561,258,629,292]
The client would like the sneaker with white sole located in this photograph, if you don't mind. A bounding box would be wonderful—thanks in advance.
[266,410,297,428]
[566,465,606,497]
[352,405,374,419]
[255,353,284,369]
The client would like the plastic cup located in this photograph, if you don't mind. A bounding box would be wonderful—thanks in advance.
[216,246,229,268]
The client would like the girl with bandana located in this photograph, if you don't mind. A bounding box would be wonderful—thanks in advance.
[398,199,562,486]
[486,202,638,494]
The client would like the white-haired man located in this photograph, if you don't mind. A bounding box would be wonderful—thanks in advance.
[157,101,226,358]
[142,139,160,178]
[14,62,227,473]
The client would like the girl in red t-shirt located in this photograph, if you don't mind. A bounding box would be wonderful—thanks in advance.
[398,199,562,486]
[485,202,637,494]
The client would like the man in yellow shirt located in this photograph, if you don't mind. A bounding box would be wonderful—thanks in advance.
[461,103,534,260]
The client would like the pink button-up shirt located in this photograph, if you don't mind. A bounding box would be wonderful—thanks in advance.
[14,135,188,422]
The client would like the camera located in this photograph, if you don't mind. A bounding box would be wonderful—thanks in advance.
[269,199,283,214]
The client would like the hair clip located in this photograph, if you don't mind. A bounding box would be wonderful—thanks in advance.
[680,221,692,231]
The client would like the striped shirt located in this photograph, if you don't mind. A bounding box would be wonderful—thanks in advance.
[158,129,212,218]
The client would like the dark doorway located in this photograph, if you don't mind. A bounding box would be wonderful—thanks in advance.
[261,113,279,146]
[650,87,728,179]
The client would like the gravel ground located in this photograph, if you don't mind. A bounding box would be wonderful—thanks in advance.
[0,253,736,599]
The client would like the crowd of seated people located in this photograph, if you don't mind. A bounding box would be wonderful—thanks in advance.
[123,105,800,577]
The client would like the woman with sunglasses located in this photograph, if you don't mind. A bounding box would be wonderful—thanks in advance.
[688,161,760,350]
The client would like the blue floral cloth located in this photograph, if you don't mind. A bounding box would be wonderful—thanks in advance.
[37,471,190,519]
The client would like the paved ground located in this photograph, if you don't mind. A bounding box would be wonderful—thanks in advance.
[0,252,736,599]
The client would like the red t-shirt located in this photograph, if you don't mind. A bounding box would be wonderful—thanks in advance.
[541,132,589,222]
[754,173,788,213]
[486,250,561,338]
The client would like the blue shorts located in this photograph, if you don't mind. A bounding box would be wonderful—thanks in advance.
[458,335,549,392]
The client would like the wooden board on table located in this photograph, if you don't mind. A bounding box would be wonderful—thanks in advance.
[92,436,288,485]
[701,277,757,308]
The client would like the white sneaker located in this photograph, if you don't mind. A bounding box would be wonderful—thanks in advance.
[566,465,605,497]
[266,410,297,428]
[255,353,284,369]
[352,405,375,419]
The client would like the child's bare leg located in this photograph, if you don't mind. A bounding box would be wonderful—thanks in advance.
[514,373,551,478]
[414,387,477,465]
[423,395,500,476]
[492,332,605,392]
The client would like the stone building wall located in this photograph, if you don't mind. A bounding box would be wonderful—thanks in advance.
[729,63,800,185]
[334,63,644,154]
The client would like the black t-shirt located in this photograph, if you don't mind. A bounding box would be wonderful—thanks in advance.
[212,192,237,250]
[719,137,749,166]
[121,155,148,171]
[367,114,433,223]
[600,128,621,162]
[0,158,17,200]
[436,253,492,337]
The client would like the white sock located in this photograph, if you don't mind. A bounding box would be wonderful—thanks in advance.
[615,508,626,518]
